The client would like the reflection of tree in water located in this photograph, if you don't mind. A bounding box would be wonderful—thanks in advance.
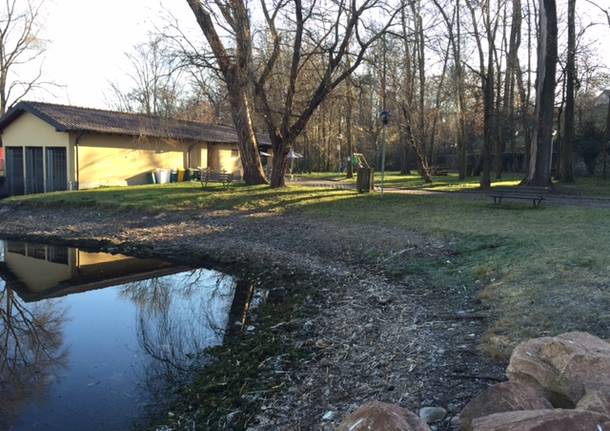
[120,269,238,402]
[0,285,67,428]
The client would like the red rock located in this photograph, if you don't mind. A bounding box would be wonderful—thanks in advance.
[471,409,610,431]
[459,381,552,430]
[506,332,610,405]
[336,401,431,431]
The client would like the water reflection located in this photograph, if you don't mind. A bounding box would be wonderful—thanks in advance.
[0,240,258,431]
[121,271,237,400]
[0,287,68,428]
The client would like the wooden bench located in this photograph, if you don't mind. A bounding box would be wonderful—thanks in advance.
[200,169,234,189]
[489,186,548,207]
[431,166,448,176]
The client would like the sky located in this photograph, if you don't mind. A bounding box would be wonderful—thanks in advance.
[23,0,197,109]
[17,0,610,110]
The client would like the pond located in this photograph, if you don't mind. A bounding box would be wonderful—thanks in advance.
[0,239,258,430]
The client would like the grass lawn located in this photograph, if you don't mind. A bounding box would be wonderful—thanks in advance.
[4,182,610,357]
[297,170,610,196]
[296,171,523,191]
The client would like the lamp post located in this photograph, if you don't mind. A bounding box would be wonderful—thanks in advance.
[380,110,390,197]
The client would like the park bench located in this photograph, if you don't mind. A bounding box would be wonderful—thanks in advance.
[200,168,235,189]
[431,166,448,176]
[489,186,548,207]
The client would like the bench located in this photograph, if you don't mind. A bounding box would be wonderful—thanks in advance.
[200,169,235,189]
[431,166,448,176]
[489,186,548,207]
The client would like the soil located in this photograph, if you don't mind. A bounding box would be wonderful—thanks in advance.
[0,203,505,430]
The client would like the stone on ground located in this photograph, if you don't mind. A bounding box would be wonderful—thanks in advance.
[471,409,610,431]
[576,389,610,415]
[458,381,552,430]
[506,332,610,406]
[336,401,431,431]
[418,406,447,424]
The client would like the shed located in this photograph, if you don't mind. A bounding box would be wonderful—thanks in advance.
[0,101,270,195]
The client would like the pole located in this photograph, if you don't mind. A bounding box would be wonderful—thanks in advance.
[380,33,387,197]
[381,125,386,196]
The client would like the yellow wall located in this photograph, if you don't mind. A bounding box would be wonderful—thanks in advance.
[208,144,242,175]
[2,112,70,149]
[189,143,208,169]
[5,250,74,292]
[2,113,72,190]
[75,134,189,188]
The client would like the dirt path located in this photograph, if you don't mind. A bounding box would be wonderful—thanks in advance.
[0,204,504,430]
[293,179,610,209]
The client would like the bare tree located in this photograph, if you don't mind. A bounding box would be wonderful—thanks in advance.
[526,0,557,186]
[559,0,575,182]
[466,0,501,188]
[109,37,185,117]
[186,0,398,187]
[185,0,268,185]
[0,0,47,115]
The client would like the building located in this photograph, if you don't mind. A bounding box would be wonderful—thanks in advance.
[0,239,185,301]
[0,101,270,195]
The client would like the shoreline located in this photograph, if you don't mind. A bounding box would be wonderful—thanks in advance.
[0,203,504,430]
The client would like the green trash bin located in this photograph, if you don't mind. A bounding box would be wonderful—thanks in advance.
[170,169,178,183]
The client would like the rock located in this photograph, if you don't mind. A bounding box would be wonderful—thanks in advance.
[336,401,431,431]
[322,411,338,421]
[506,332,610,406]
[459,381,553,430]
[576,389,610,415]
[471,409,610,431]
[419,407,447,424]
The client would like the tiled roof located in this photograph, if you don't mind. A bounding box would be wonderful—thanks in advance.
[0,101,271,145]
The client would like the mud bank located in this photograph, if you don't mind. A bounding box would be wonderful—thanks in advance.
[0,204,504,430]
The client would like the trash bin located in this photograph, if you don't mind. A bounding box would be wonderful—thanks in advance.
[187,168,199,181]
[157,169,170,184]
[177,168,185,182]
[357,167,374,193]
[147,171,157,184]
[170,169,178,183]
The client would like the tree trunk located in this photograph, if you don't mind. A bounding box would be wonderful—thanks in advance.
[481,55,494,188]
[270,137,289,188]
[605,98,610,179]
[560,0,576,183]
[228,90,268,184]
[526,0,557,186]
[186,0,267,185]
[455,0,467,179]
[345,78,354,179]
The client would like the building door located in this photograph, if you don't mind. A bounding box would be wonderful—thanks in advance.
[45,147,68,192]
[25,147,44,194]
[6,147,24,195]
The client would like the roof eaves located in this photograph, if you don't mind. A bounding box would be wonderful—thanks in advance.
[0,101,69,134]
